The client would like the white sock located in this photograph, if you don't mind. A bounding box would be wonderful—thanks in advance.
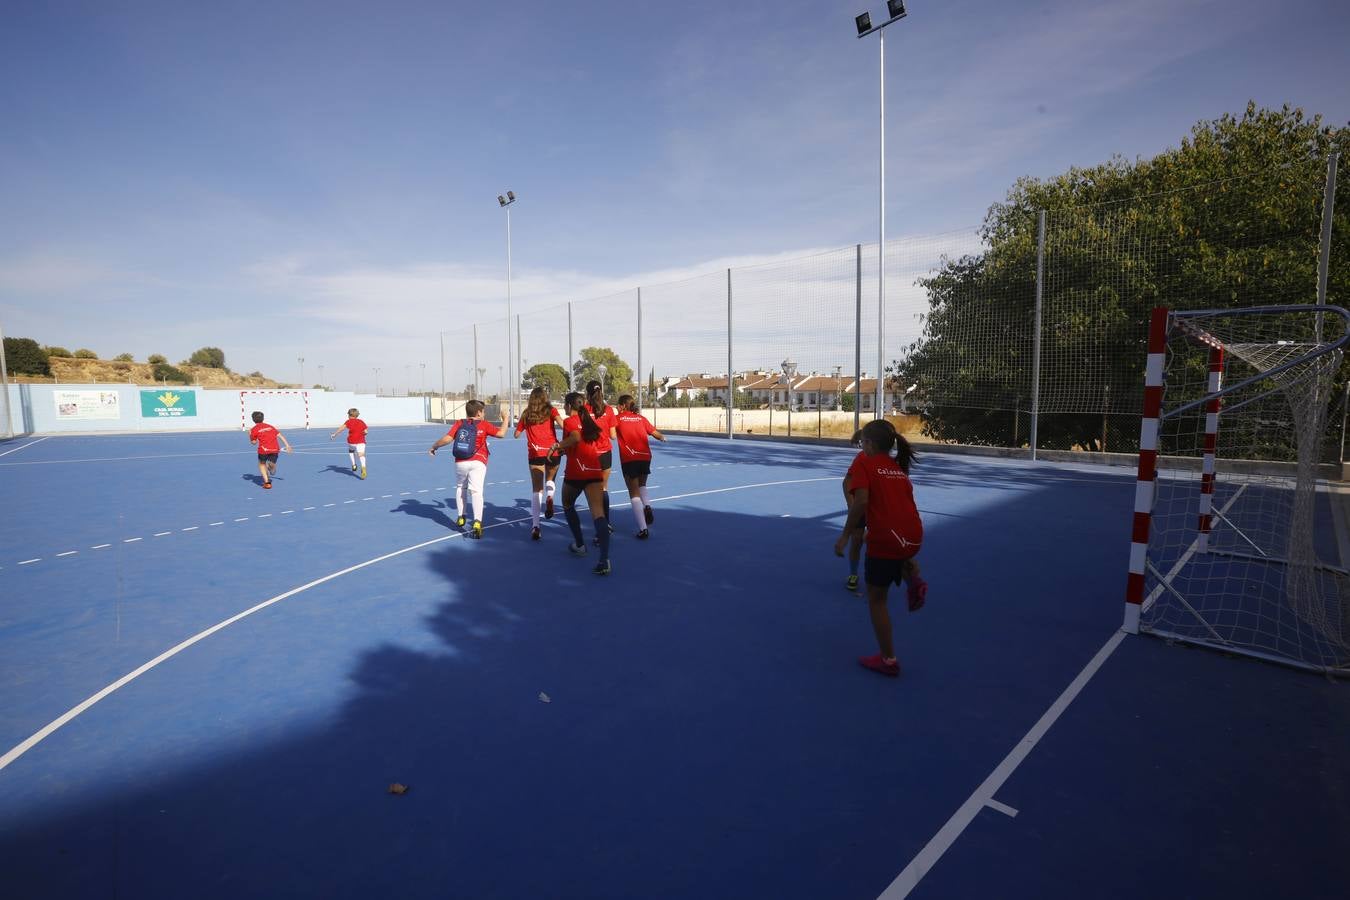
[546,479,556,499]
[456,486,465,519]
[349,451,356,466]
[638,485,651,506]
[358,454,366,468]
[471,491,484,523]
[531,492,541,527]
[631,497,645,532]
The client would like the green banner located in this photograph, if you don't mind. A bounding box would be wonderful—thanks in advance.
[140,389,197,418]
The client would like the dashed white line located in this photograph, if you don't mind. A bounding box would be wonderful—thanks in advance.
[342,500,356,504]
[153,531,172,537]
[380,495,392,499]
[302,507,316,511]
[56,551,78,557]
[209,522,224,527]
[281,510,295,515]
[257,514,273,518]
[323,503,336,507]
[182,526,198,532]
[123,538,142,544]
[416,489,428,493]
[234,518,249,522]
[92,544,111,550]
[399,492,411,496]
[18,559,41,565]
[362,497,375,501]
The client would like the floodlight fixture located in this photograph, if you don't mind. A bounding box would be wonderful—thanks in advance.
[887,0,906,20]
[855,12,871,35]
[497,195,506,206]
[506,190,515,202]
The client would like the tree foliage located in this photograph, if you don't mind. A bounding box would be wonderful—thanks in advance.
[74,348,98,359]
[148,353,167,365]
[894,103,1349,449]
[152,362,189,383]
[113,353,135,362]
[572,347,634,399]
[189,346,226,368]
[44,346,72,358]
[3,337,51,376]
[521,363,570,397]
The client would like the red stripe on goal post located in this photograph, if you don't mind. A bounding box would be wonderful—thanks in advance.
[1125,307,1170,632]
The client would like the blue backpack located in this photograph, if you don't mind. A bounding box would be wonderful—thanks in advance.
[451,419,479,460]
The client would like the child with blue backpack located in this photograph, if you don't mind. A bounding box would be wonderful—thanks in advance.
[428,400,509,539]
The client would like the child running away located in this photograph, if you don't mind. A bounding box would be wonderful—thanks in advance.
[614,394,665,538]
[550,391,613,575]
[248,411,293,489]
[833,419,927,677]
[330,408,369,478]
[428,400,508,539]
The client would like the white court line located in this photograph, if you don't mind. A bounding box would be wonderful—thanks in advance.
[208,522,224,527]
[56,551,78,558]
[876,629,1127,899]
[0,436,51,458]
[0,475,834,774]
[257,514,272,519]
[91,544,111,550]
[123,538,141,543]
[18,558,41,565]
[342,500,355,505]
[281,510,294,515]
[303,507,316,511]
[984,799,1018,818]
[380,495,392,499]
[323,503,335,507]
[182,526,198,532]
[153,531,172,537]
[416,489,428,493]
[234,518,249,522]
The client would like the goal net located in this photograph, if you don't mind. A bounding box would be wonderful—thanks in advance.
[240,390,310,430]
[1125,305,1350,674]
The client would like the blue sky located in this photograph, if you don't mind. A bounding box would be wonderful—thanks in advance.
[1,0,1347,393]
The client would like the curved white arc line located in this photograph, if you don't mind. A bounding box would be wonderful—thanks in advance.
[1,476,831,773]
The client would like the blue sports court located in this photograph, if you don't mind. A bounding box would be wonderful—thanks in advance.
[1,429,1346,899]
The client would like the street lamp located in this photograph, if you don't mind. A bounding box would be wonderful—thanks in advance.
[477,367,486,400]
[497,190,518,423]
[781,358,797,437]
[855,1,908,420]
[298,356,304,388]
[420,362,426,396]
[373,367,381,395]
[832,364,843,411]
[597,363,608,397]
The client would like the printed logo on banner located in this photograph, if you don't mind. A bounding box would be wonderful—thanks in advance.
[140,389,198,418]
[54,390,121,419]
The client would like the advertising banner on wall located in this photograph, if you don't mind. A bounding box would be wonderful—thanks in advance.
[140,389,198,418]
[54,390,121,420]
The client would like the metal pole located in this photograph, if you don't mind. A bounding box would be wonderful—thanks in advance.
[473,324,479,400]
[855,243,862,435]
[1316,149,1339,345]
[1340,381,1349,465]
[505,206,514,423]
[439,332,447,423]
[0,318,12,439]
[726,268,734,440]
[637,287,643,408]
[516,313,522,414]
[1030,209,1045,460]
[875,26,886,422]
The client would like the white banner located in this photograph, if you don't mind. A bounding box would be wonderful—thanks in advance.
[54,389,121,420]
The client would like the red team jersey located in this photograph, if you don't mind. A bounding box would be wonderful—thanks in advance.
[615,411,657,462]
[250,423,280,454]
[445,419,501,465]
[342,418,368,444]
[516,407,561,459]
[846,453,922,560]
[587,404,617,452]
[561,414,605,480]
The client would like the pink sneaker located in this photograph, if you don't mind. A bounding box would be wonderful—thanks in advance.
[907,577,928,612]
[859,654,900,677]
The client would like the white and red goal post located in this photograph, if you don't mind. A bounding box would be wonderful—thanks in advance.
[240,390,310,430]
[1124,304,1350,674]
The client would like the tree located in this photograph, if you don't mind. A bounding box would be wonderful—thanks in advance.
[840,392,856,413]
[521,363,570,396]
[44,346,72,358]
[74,349,98,359]
[113,353,135,362]
[895,103,1349,449]
[148,354,167,364]
[189,346,226,368]
[152,362,189,383]
[3,337,51,376]
[572,347,635,398]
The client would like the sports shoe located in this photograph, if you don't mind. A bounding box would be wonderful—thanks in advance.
[907,577,928,612]
[593,560,612,576]
[263,481,272,489]
[636,529,650,540]
[544,496,554,519]
[351,464,358,472]
[531,526,541,541]
[644,505,654,525]
[471,521,483,539]
[846,574,859,592]
[456,515,466,528]
[569,541,588,557]
[360,466,366,479]
[859,654,900,677]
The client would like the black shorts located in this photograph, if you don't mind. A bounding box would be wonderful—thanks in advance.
[257,453,279,464]
[864,555,915,588]
[599,450,613,471]
[564,477,602,491]
[528,456,559,468]
[621,459,651,480]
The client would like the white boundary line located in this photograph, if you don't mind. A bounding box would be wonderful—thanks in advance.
[0,436,50,458]
[877,629,1127,899]
[0,476,829,775]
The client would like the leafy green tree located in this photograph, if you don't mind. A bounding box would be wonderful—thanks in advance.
[152,362,189,383]
[656,389,686,408]
[148,354,167,365]
[74,348,98,359]
[521,363,570,396]
[44,346,72,358]
[895,103,1348,450]
[113,353,135,362]
[189,346,226,368]
[840,392,856,413]
[572,347,634,398]
[3,337,51,376]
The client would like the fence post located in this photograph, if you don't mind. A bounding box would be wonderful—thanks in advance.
[727,268,734,440]
[636,287,643,408]
[854,243,862,435]
[439,331,446,424]
[1316,147,1339,345]
[1031,209,1046,460]
[567,302,574,390]
[473,323,479,400]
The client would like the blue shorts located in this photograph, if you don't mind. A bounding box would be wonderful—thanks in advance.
[257,452,279,464]
[864,555,914,588]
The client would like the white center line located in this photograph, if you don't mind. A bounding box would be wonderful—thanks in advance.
[323,503,335,507]
[209,522,224,527]
[257,513,272,518]
[182,526,198,532]
[343,500,355,504]
[362,497,374,501]
[123,538,142,543]
[399,491,411,496]
[18,558,41,565]
[91,544,111,550]
[153,531,172,537]
[234,518,249,522]
[416,489,428,493]
[281,510,294,515]
[57,551,78,557]
[302,507,315,511]
[380,495,392,499]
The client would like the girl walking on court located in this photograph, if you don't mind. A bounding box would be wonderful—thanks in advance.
[550,392,613,575]
[330,408,369,478]
[842,429,866,591]
[833,419,927,677]
[614,394,665,539]
[515,386,562,540]
[584,379,618,536]
[428,400,508,540]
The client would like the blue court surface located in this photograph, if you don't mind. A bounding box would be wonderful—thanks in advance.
[1,428,1346,899]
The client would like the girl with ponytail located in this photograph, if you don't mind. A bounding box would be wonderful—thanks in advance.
[583,379,618,536]
[549,392,614,574]
[514,386,562,540]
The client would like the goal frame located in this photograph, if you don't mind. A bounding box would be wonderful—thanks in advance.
[239,389,311,430]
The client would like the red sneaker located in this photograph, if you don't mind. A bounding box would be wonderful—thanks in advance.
[263,481,272,489]
[907,577,928,612]
[531,526,541,541]
[544,496,555,519]
[859,654,900,677]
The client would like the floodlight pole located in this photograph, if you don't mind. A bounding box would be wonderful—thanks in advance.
[498,191,518,423]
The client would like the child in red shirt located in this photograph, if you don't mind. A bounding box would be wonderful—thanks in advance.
[550,392,613,575]
[428,400,508,539]
[833,419,927,677]
[584,379,618,536]
[330,407,369,478]
[614,394,665,539]
[514,386,562,540]
[248,410,293,489]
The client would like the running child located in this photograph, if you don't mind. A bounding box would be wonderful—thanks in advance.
[833,419,928,677]
[614,394,665,539]
[330,407,369,478]
[550,392,613,575]
[514,386,562,541]
[584,379,618,540]
[428,400,509,539]
[248,410,292,490]
[842,429,865,591]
